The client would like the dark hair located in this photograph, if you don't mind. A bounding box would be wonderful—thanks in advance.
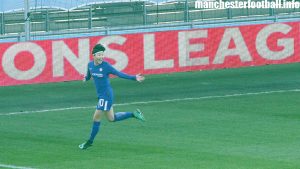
[92,44,106,54]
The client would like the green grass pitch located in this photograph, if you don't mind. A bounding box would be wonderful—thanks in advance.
[1,63,300,169]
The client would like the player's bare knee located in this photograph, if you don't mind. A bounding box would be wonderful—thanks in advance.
[93,110,102,121]
[93,116,101,121]
[105,109,115,122]
[107,115,115,122]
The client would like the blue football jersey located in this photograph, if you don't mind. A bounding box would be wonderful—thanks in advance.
[85,61,136,99]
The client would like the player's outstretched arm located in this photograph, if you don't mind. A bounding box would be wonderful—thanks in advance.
[136,73,145,82]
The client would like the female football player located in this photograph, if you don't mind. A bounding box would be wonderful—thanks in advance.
[79,44,145,150]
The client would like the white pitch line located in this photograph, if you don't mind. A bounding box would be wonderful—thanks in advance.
[1,89,300,116]
[1,106,94,116]
[0,164,36,169]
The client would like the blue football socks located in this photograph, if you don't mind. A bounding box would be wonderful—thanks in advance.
[87,112,133,143]
[88,121,101,143]
[114,112,134,122]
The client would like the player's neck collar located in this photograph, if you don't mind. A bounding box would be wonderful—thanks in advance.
[94,60,103,66]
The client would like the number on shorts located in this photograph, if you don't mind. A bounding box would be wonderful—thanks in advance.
[98,99,104,107]
[98,99,108,110]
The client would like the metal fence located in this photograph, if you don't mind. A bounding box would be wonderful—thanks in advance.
[0,0,300,42]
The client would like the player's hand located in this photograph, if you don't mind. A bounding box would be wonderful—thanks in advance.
[82,75,86,82]
[136,74,145,82]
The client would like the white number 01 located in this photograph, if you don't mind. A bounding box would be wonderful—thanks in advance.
[98,99,108,110]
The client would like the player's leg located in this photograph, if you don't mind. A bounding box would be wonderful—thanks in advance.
[105,107,115,122]
[88,109,103,143]
[106,88,145,122]
[106,106,145,122]
[79,109,103,149]
[79,98,106,150]
[106,106,132,122]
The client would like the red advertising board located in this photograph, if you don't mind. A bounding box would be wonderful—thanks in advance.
[0,22,299,86]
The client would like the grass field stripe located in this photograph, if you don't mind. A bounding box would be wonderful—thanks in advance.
[1,89,300,116]
[0,164,36,169]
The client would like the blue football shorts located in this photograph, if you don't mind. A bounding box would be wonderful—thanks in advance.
[96,96,113,111]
